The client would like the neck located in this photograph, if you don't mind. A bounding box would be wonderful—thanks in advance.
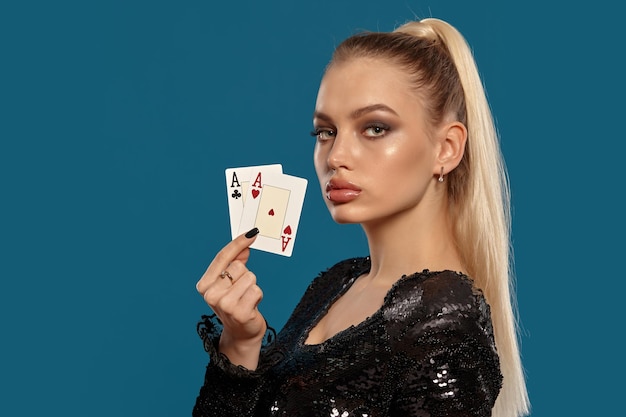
[361,196,464,284]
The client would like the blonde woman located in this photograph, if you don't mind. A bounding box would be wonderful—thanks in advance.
[194,17,530,417]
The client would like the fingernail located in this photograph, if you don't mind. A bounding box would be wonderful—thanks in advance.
[245,227,260,238]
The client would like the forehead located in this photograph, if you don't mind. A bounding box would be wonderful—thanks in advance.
[315,57,421,115]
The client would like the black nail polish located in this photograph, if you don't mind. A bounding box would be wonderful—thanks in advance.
[245,227,260,238]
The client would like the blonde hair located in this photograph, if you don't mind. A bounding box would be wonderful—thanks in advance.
[330,18,530,417]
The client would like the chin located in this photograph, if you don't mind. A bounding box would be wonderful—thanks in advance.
[327,206,368,225]
[332,216,356,225]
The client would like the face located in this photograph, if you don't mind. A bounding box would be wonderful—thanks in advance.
[313,57,442,225]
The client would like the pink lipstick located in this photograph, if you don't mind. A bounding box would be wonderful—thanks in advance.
[326,179,361,203]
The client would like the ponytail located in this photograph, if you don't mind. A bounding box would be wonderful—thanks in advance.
[330,18,530,416]
[396,18,530,417]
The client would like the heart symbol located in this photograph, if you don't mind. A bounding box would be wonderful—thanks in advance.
[268,209,275,216]
[251,189,260,199]
[283,225,292,235]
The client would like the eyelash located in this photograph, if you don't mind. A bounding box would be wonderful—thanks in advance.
[310,128,335,141]
[311,123,391,141]
[363,123,390,138]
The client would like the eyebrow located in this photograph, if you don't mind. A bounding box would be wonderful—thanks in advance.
[313,103,399,122]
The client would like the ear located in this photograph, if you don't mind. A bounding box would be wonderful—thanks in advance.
[434,121,467,175]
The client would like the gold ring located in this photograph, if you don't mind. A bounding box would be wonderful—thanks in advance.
[220,270,233,283]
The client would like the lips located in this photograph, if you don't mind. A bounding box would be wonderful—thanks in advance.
[325,178,362,203]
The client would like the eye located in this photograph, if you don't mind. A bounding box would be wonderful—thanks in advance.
[310,128,336,141]
[363,123,390,138]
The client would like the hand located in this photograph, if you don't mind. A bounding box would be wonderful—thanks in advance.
[196,228,266,369]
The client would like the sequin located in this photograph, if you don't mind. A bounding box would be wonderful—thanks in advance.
[193,257,502,417]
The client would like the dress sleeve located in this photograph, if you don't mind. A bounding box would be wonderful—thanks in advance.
[192,314,275,417]
[387,273,503,417]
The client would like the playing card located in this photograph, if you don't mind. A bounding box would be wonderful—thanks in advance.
[225,164,282,239]
[238,170,307,257]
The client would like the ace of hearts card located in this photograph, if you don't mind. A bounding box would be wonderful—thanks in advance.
[224,164,283,239]
[237,169,307,257]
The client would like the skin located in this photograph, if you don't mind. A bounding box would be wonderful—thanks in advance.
[196,56,468,368]
[309,57,468,343]
[195,231,266,370]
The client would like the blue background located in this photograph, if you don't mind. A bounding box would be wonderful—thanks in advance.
[1,1,624,416]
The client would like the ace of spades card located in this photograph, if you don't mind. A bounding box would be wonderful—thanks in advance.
[238,169,307,257]
[225,164,283,239]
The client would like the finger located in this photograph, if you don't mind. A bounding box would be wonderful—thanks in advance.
[230,286,264,324]
[239,283,264,310]
[214,272,262,320]
[200,267,248,308]
[196,228,259,293]
[221,270,257,302]
[222,227,260,262]
[197,266,237,299]
[210,227,259,273]
[196,260,247,302]
[202,262,256,309]
[218,260,247,285]
[232,247,251,264]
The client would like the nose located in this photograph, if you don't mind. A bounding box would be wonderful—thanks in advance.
[326,131,352,171]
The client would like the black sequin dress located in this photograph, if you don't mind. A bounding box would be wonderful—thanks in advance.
[193,257,502,417]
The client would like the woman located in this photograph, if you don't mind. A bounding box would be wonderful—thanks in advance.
[194,18,530,417]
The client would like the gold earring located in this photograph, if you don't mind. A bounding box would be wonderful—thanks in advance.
[438,167,445,183]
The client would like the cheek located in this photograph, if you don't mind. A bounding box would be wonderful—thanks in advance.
[379,140,432,179]
[313,143,327,180]
[381,143,415,169]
